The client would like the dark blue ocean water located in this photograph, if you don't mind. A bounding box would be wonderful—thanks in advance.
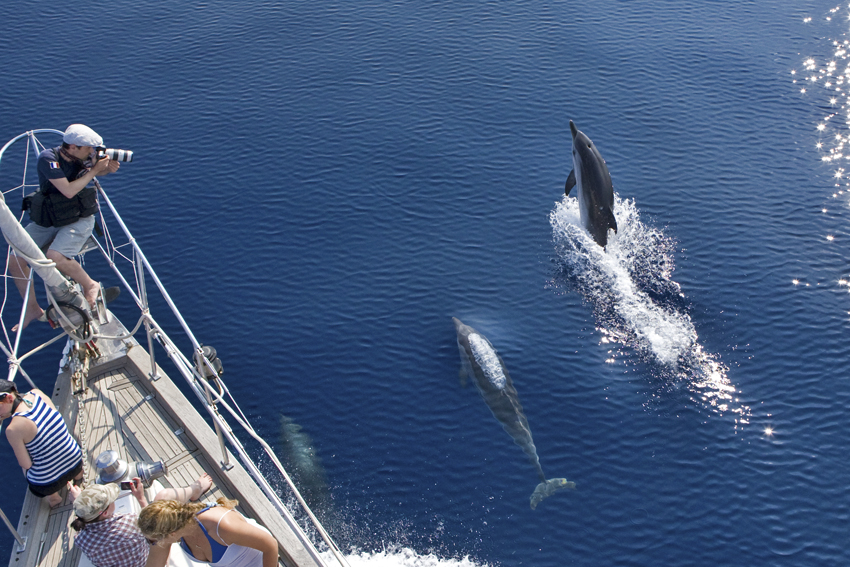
[1,0,849,565]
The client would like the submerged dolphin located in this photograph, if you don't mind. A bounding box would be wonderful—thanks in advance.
[279,415,333,524]
[564,120,618,248]
[452,317,575,509]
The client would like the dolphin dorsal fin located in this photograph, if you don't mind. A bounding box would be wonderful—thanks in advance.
[564,170,576,196]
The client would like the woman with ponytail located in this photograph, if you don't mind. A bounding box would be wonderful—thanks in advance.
[138,497,278,567]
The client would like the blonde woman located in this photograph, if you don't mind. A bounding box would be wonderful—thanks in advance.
[137,498,278,567]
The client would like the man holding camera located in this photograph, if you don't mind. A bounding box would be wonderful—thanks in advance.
[9,124,119,329]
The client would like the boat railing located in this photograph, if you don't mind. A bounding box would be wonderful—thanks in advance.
[0,130,350,567]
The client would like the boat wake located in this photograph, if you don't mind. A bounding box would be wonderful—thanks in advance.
[324,547,492,567]
[549,195,749,419]
[268,452,494,567]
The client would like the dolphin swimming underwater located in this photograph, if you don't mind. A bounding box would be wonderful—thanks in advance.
[564,120,618,248]
[452,317,575,509]
[279,415,333,524]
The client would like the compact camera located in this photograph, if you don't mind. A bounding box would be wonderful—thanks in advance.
[96,146,134,162]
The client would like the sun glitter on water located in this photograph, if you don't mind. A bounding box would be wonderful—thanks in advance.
[796,5,850,306]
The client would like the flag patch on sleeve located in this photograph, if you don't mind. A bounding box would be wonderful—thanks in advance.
[49,161,59,170]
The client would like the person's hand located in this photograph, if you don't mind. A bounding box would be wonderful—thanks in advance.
[92,156,120,176]
[129,476,145,499]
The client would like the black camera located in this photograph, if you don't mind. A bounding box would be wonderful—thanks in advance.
[96,146,133,162]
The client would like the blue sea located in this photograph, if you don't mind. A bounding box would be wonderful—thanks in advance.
[1,1,850,565]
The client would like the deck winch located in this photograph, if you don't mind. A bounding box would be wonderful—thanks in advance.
[94,449,167,488]
[194,344,223,380]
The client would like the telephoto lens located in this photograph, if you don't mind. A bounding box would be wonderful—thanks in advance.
[103,148,133,162]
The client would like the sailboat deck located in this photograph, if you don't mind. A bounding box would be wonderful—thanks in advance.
[8,336,323,567]
[0,131,335,567]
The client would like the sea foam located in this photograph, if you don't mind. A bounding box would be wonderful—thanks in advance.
[550,195,748,419]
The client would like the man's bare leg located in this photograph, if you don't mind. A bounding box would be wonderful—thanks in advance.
[7,252,44,330]
[153,473,213,503]
[46,250,99,307]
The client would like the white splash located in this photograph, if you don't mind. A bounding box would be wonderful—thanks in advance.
[550,196,691,364]
[550,195,749,418]
[468,334,506,390]
[322,548,491,567]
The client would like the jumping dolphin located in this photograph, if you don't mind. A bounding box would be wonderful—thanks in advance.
[564,120,618,248]
[452,317,575,509]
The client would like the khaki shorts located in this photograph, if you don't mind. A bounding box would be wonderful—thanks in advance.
[25,215,95,259]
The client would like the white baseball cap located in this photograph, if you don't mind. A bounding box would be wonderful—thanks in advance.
[63,124,103,148]
[73,483,120,522]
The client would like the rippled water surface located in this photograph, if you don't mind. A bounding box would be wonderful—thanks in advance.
[1,0,849,565]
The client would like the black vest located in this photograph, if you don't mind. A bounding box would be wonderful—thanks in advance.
[38,147,99,227]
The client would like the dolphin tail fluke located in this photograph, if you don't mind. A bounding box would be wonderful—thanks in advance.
[529,478,576,510]
[565,170,576,196]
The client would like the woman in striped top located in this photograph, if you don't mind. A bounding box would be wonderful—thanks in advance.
[0,379,83,507]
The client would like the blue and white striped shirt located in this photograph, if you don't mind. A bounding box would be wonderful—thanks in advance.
[18,395,81,485]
